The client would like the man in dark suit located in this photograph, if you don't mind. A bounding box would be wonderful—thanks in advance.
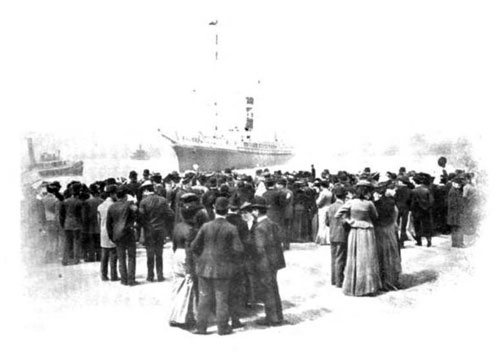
[410,173,434,247]
[82,183,104,262]
[139,181,175,282]
[191,197,244,335]
[59,182,83,265]
[106,185,138,286]
[225,195,249,329]
[251,196,286,326]
[325,186,349,287]
[395,176,413,248]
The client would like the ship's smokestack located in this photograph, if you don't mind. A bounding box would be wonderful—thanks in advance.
[245,96,254,132]
[27,138,36,167]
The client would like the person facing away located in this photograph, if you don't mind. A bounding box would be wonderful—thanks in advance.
[106,185,138,286]
[59,182,83,265]
[410,173,434,247]
[138,181,175,282]
[190,197,244,335]
[251,195,287,326]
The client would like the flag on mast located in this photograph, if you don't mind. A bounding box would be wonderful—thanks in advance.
[209,20,218,25]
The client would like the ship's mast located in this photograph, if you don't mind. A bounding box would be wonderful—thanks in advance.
[209,20,219,133]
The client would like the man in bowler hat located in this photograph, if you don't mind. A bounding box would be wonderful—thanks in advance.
[138,180,175,282]
[106,185,138,286]
[251,196,286,326]
[191,197,244,335]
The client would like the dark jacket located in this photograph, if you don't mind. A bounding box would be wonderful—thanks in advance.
[59,196,83,231]
[252,217,286,273]
[410,185,434,213]
[263,188,287,226]
[172,221,198,275]
[106,199,137,243]
[395,186,411,210]
[226,213,251,264]
[82,196,104,234]
[191,217,244,279]
[447,186,464,227]
[139,193,175,238]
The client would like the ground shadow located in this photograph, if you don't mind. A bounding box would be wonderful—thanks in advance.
[398,269,439,289]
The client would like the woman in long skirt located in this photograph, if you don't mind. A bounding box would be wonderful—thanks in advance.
[373,182,402,290]
[168,196,207,329]
[315,181,333,245]
[335,180,381,296]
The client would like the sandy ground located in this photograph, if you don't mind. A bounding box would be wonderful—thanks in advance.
[6,233,497,357]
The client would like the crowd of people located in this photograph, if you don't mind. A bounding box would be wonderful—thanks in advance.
[22,156,481,335]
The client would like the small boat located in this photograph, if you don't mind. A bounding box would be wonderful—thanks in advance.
[130,145,150,160]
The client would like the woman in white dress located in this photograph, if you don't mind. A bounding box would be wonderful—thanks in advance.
[315,181,333,245]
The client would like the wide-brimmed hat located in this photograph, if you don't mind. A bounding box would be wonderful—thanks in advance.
[228,195,241,210]
[140,180,153,189]
[251,196,268,209]
[355,179,373,187]
[180,192,199,203]
[215,197,229,211]
[239,201,253,212]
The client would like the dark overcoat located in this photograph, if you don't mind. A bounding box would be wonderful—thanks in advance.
[191,217,244,279]
[253,217,286,273]
[447,186,464,227]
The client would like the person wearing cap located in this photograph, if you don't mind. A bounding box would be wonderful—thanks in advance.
[190,197,244,335]
[59,182,84,265]
[138,181,175,282]
[447,177,465,248]
[82,184,104,262]
[106,185,139,286]
[334,180,382,296]
[410,174,434,247]
[325,185,349,287]
[251,196,286,326]
[97,185,119,281]
[373,181,402,290]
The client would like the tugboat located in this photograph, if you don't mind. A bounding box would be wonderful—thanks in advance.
[130,145,150,160]
[25,138,84,178]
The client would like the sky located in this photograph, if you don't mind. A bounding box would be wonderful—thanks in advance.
[3,1,498,152]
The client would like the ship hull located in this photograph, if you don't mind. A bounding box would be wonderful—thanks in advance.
[38,161,84,178]
[172,145,293,172]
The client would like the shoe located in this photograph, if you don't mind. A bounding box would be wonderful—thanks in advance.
[232,321,245,329]
[128,281,138,286]
[415,241,422,246]
[218,328,233,336]
[192,329,208,335]
[110,277,119,282]
[101,276,109,281]
[427,241,432,247]
[256,318,282,326]
[120,281,128,286]
[157,277,165,282]
[146,277,154,282]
